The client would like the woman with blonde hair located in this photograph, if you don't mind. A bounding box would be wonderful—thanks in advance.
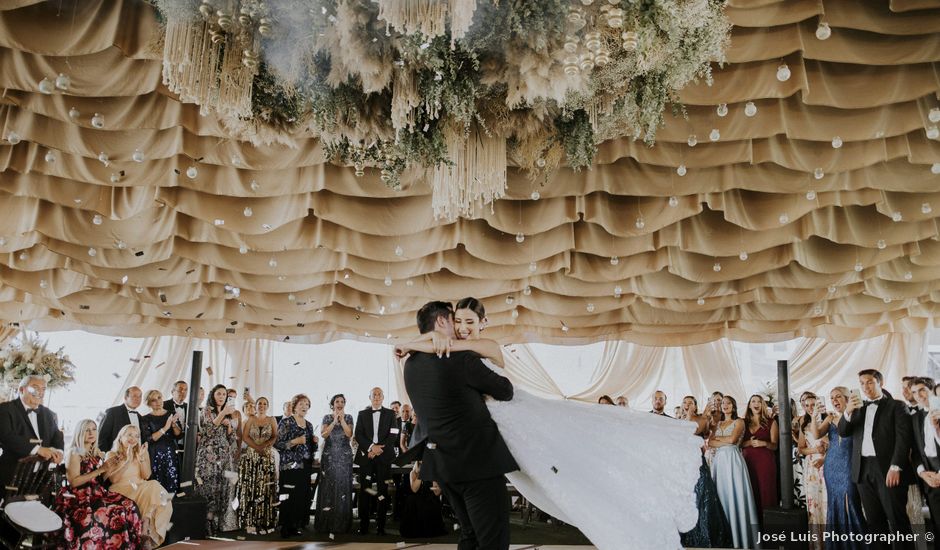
[140,389,182,494]
[53,419,143,549]
[105,424,173,548]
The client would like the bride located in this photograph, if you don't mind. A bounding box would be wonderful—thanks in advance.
[397,297,703,550]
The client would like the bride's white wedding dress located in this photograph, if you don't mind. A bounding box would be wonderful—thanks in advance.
[481,359,702,550]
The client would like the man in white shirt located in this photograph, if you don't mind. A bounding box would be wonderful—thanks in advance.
[98,386,143,452]
[0,375,65,486]
[353,387,398,535]
[838,368,913,547]
[909,377,940,548]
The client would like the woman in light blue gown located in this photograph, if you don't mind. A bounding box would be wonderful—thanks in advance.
[709,395,759,549]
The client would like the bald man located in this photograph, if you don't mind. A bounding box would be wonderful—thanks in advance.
[354,387,399,535]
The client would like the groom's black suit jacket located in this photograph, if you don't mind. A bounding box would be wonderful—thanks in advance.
[404,350,518,483]
[837,390,914,485]
[0,398,64,486]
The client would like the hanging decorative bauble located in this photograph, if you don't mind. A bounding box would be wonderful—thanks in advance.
[55,73,70,90]
[668,196,679,207]
[892,212,902,222]
[6,132,21,145]
[91,113,104,128]
[68,107,80,119]
[239,244,248,254]
[635,218,645,230]
[744,101,757,117]
[779,213,790,224]
[530,190,541,201]
[854,261,864,272]
[716,103,728,117]
[712,261,721,272]
[132,149,145,163]
[268,258,278,268]
[815,22,831,40]
[528,261,537,272]
[186,166,198,179]
[739,251,748,261]
[394,245,404,257]
[92,214,103,225]
[831,136,843,148]
[922,203,933,214]
[38,78,54,94]
[384,275,393,286]
[805,190,816,200]
[613,285,622,298]
[523,285,532,296]
[676,164,687,176]
[610,256,620,266]
[586,303,595,313]
[876,239,886,249]
[44,150,55,163]
[709,128,720,141]
[515,233,525,243]
[776,63,791,82]
[930,108,940,123]
[687,135,698,147]
[813,168,824,179]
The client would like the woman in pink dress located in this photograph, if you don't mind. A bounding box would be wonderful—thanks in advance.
[740,394,778,518]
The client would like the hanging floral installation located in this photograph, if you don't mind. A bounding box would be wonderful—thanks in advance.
[0,332,77,391]
[152,0,730,219]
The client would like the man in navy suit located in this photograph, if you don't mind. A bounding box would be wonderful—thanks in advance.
[354,387,399,535]
[98,386,143,452]
[0,375,65,487]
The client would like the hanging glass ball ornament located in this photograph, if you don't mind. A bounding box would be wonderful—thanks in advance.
[931,163,940,174]
[511,308,519,319]
[243,207,253,217]
[877,239,886,249]
[697,297,706,305]
[854,261,864,272]
[38,78,54,95]
[904,271,913,280]
[186,166,198,179]
[55,73,70,90]
[668,196,679,207]
[716,103,728,117]
[831,136,843,148]
[239,244,248,254]
[744,101,757,117]
[523,285,532,296]
[613,285,622,298]
[6,131,20,145]
[586,303,595,313]
[739,251,748,261]
[92,214,103,225]
[779,213,790,225]
[927,126,940,140]
[712,262,722,272]
[676,165,687,176]
[709,128,720,141]
[814,168,824,179]
[384,275,393,287]
[97,152,109,165]
[610,256,620,266]
[87,247,97,257]
[268,258,277,268]
[528,261,537,272]
[115,240,127,250]
[635,218,645,230]
[68,107,80,119]
[929,108,940,123]
[91,113,104,129]
[815,22,831,40]
[505,295,515,305]
[923,202,933,214]
[44,150,55,163]
[394,245,404,257]
[687,135,697,147]
[776,63,791,82]
[892,212,902,222]
[132,149,144,163]
[805,190,816,200]
[530,190,541,201]
[515,233,525,243]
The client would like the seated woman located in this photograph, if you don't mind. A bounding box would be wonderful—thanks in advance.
[105,424,173,548]
[398,461,447,538]
[53,418,143,549]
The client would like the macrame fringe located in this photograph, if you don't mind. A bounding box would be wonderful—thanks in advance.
[162,15,257,118]
[432,125,507,221]
[391,69,421,132]
[377,0,477,40]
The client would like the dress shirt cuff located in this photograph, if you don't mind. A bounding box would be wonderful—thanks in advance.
[889,465,902,472]
[918,465,927,475]
[368,443,374,452]
[843,410,852,422]
[29,445,39,455]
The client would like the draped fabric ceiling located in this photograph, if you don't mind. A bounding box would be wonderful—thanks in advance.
[1,0,939,345]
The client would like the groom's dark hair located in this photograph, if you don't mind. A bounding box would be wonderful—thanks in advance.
[416,301,454,334]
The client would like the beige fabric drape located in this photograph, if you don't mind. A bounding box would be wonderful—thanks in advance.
[114,336,273,407]
[0,0,939,344]
[0,325,20,347]
[787,333,927,398]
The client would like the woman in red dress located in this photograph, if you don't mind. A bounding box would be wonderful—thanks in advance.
[740,394,779,518]
[53,419,143,549]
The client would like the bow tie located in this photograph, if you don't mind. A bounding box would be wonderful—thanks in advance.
[864,398,884,406]
[26,408,37,414]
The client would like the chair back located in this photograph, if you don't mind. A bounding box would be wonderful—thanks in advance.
[4,456,58,504]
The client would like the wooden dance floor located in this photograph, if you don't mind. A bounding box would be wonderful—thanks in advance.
[165,542,598,549]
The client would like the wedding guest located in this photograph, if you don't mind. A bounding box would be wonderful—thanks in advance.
[276,393,318,538]
[812,386,866,548]
[353,387,398,535]
[140,389,182,494]
[705,391,724,431]
[909,378,940,549]
[163,380,188,452]
[741,394,778,517]
[315,393,355,535]
[227,388,244,444]
[390,401,402,422]
[597,395,614,405]
[105,424,173,547]
[902,376,919,414]
[237,396,278,534]
[679,396,733,548]
[0,374,64,486]
[709,395,759,549]
[650,390,671,417]
[54,419,143,549]
[194,384,239,534]
[839,369,913,546]
[789,397,807,508]
[399,461,447,538]
[615,396,628,407]
[399,404,415,453]
[99,386,143,452]
[197,387,205,410]
[798,392,828,549]
[275,400,291,426]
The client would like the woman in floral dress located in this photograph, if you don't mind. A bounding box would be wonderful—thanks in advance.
[194,384,239,534]
[53,419,143,549]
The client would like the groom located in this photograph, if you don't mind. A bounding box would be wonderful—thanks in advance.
[404,301,518,550]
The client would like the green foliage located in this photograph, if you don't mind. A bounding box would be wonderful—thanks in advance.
[555,109,597,171]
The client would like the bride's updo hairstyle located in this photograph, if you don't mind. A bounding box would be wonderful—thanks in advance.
[455,297,486,320]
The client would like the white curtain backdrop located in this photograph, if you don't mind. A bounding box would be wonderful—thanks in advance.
[113,336,274,408]
[787,333,926,398]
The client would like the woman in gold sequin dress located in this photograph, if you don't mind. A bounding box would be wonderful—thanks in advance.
[237,396,278,534]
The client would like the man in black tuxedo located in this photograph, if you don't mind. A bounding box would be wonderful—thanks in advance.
[163,380,188,451]
[353,387,399,535]
[838,369,913,548]
[649,390,671,417]
[98,386,143,452]
[404,301,518,550]
[910,378,940,547]
[0,375,65,487]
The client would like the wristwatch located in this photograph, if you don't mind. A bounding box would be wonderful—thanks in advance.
[889,465,902,472]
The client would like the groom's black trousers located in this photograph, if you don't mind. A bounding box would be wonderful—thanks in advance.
[439,475,511,550]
